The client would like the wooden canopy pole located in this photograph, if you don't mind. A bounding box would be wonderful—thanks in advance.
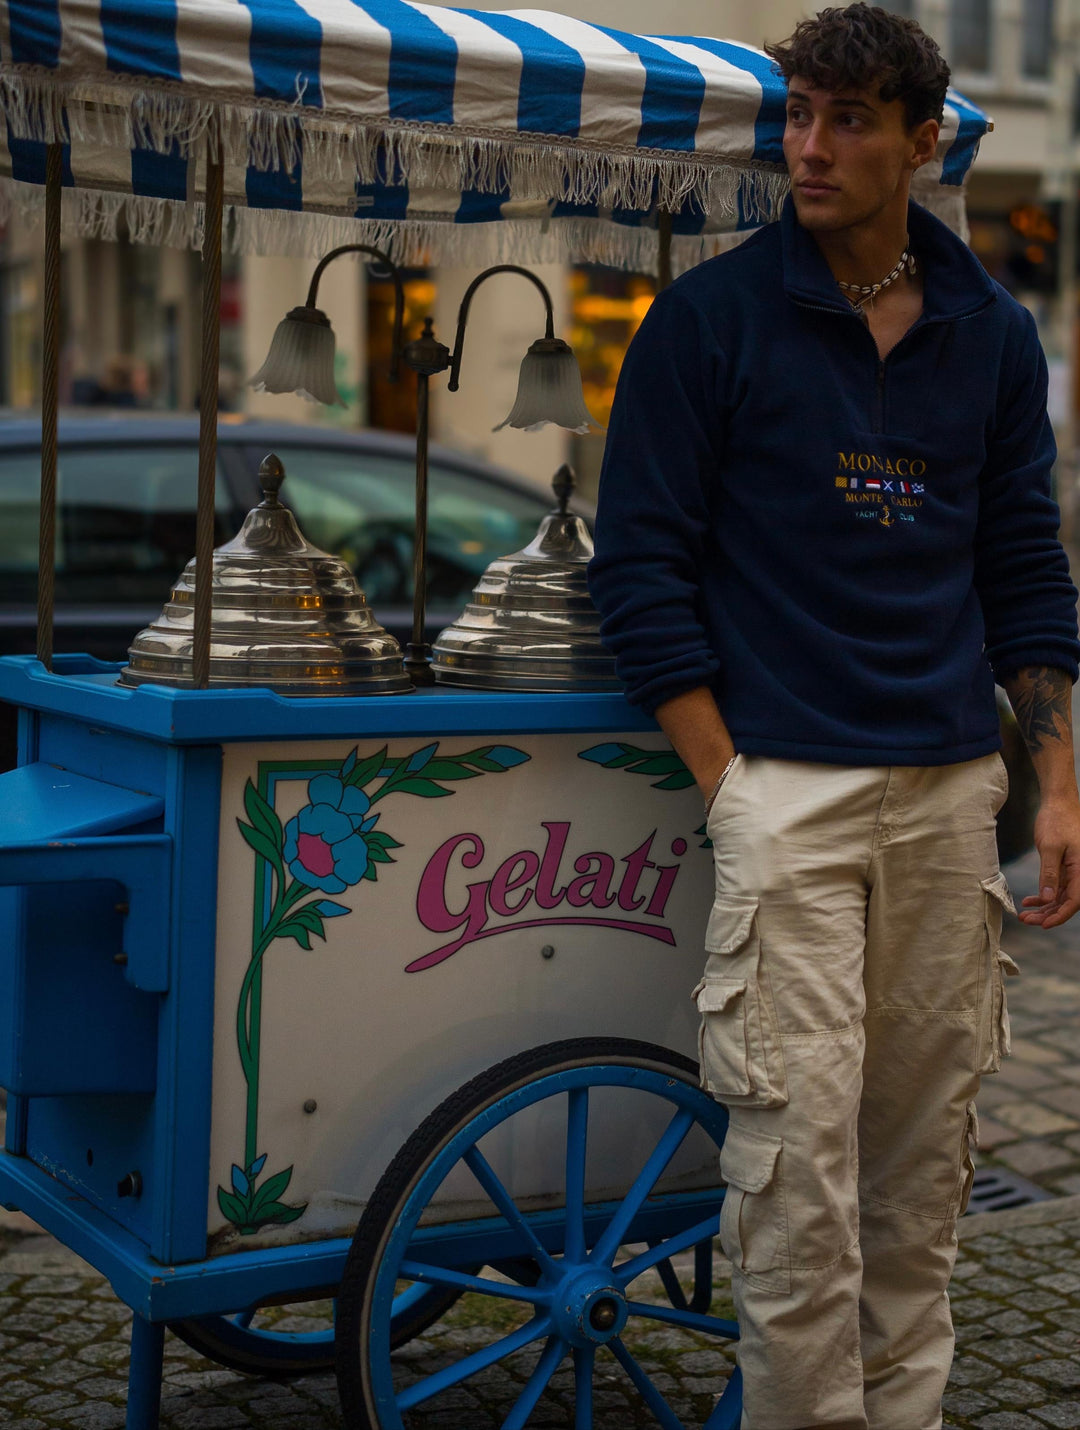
[194,140,224,689]
[37,143,63,671]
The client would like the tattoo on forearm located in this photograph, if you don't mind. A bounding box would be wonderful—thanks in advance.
[1008,666,1073,753]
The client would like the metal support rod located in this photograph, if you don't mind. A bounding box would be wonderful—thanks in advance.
[37,143,63,671]
[304,242,405,381]
[194,144,224,689]
[448,264,555,391]
[401,317,450,685]
[657,209,673,293]
[405,370,433,683]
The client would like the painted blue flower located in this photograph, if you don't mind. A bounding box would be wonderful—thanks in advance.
[282,775,371,894]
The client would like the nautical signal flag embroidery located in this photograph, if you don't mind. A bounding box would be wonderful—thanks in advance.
[835,475,925,495]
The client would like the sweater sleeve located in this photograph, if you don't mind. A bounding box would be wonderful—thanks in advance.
[587,285,727,713]
[973,304,1080,684]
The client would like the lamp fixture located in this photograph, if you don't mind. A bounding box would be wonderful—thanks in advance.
[248,243,405,405]
[250,254,599,684]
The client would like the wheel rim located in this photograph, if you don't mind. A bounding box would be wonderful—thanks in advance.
[361,1061,741,1429]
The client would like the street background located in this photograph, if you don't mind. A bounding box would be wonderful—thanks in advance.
[3,0,1080,1426]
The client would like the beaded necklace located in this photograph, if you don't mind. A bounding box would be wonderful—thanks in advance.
[836,248,917,309]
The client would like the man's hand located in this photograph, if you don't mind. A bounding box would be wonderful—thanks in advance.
[653,687,735,806]
[1019,795,1080,927]
[1004,665,1080,928]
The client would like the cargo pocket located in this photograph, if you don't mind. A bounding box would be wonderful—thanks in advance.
[978,873,1019,1075]
[945,1101,980,1234]
[719,1122,790,1294]
[693,895,787,1108]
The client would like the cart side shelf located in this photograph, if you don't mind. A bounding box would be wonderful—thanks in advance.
[0,763,172,994]
[0,654,656,744]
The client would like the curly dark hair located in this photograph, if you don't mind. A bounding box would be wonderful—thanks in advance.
[765,3,950,129]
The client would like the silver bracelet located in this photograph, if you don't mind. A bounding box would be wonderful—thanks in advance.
[705,755,738,815]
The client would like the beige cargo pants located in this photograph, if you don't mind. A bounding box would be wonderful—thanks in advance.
[696,754,1016,1430]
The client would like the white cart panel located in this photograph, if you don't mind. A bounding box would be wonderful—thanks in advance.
[209,732,715,1251]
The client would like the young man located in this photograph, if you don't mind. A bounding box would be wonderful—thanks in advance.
[588,5,1080,1427]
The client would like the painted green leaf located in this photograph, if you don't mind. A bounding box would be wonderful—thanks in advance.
[255,1201,307,1226]
[290,906,329,937]
[366,831,403,851]
[361,863,378,882]
[250,1167,293,1212]
[217,1187,248,1225]
[238,821,285,875]
[391,778,452,798]
[243,780,283,849]
[579,742,696,790]
[599,750,643,769]
[276,921,314,950]
[652,771,697,791]
[696,822,712,850]
[345,747,389,789]
[623,754,686,775]
[418,760,483,781]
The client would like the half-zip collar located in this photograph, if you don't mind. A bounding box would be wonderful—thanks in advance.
[780,194,997,324]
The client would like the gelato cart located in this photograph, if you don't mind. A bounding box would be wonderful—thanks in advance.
[0,3,990,1427]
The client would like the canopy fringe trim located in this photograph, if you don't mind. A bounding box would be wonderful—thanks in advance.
[1,62,792,219]
[0,169,965,275]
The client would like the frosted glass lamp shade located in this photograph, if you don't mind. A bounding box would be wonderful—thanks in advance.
[494,338,600,434]
[249,306,345,407]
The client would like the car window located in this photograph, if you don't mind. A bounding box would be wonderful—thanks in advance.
[0,445,232,606]
[268,446,550,607]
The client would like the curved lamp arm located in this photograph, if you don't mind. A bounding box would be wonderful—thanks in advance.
[305,243,406,381]
[448,264,556,392]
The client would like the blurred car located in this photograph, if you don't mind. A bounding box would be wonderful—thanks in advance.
[0,413,579,765]
[0,414,575,653]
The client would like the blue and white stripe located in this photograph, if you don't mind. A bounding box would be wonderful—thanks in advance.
[0,0,991,267]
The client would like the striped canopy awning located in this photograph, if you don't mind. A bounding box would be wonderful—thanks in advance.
[0,0,991,271]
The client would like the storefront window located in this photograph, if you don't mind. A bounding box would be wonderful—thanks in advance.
[1021,0,1053,77]
[950,0,992,72]
[367,270,436,433]
[569,266,656,498]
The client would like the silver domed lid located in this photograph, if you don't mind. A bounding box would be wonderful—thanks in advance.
[120,454,411,695]
[432,464,619,691]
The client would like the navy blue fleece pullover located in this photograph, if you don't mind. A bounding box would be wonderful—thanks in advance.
[588,198,1080,765]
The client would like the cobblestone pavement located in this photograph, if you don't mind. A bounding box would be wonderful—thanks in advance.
[973,846,1080,1202]
[2,1200,1080,1429]
[0,845,1078,1429]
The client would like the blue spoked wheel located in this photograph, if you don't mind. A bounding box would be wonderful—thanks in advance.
[335,1038,741,1429]
[169,1282,466,1378]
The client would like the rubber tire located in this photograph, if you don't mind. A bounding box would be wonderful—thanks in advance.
[334,1036,724,1430]
[168,1310,337,1380]
[169,1280,468,1379]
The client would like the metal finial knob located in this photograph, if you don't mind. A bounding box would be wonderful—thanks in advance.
[552,463,575,515]
[258,453,286,506]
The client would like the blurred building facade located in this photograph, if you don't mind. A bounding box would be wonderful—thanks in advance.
[0,0,1072,497]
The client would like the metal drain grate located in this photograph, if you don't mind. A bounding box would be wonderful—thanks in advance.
[964,1165,1053,1215]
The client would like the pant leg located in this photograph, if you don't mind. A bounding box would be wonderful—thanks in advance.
[858,754,1013,1430]
[703,757,882,1430]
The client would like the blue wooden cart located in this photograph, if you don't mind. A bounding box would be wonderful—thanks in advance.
[0,661,741,1429]
[0,4,989,1426]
